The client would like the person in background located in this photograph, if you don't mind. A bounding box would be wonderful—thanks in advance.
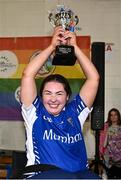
[99,108,121,179]
[20,26,100,179]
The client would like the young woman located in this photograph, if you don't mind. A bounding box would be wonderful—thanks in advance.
[20,26,100,179]
[99,108,121,179]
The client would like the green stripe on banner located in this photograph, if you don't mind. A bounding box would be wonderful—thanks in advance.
[68,79,85,93]
[0,79,21,92]
[36,78,85,94]
[0,78,85,94]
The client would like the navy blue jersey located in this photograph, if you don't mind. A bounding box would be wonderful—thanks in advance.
[21,94,91,172]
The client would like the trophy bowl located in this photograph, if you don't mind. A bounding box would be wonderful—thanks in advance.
[48,5,79,66]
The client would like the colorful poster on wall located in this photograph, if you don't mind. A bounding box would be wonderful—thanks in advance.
[0,36,90,121]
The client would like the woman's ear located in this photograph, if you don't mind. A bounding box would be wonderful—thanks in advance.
[66,95,69,101]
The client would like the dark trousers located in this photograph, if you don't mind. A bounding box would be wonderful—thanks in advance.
[107,165,121,179]
[26,169,101,179]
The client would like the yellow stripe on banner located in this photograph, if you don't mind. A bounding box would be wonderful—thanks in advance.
[11,64,26,78]
[54,65,85,78]
[11,64,85,79]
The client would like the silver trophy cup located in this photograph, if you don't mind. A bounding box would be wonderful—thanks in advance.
[48,5,79,65]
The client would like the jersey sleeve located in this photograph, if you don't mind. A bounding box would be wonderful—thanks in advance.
[69,94,92,128]
[21,96,42,126]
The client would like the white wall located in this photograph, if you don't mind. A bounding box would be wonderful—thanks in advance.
[0,0,121,158]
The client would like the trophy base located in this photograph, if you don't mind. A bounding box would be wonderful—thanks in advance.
[52,45,76,66]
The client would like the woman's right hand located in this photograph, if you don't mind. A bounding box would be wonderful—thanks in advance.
[51,26,66,48]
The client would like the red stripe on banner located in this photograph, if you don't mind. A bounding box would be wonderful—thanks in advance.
[0,36,90,50]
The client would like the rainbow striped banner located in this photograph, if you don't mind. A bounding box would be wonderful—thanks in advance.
[0,36,90,120]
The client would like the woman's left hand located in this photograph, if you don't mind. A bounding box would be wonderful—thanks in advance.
[64,30,77,47]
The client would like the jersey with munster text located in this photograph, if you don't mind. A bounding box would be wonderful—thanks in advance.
[21,94,91,172]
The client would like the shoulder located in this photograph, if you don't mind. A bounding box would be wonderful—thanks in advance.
[21,96,43,113]
[69,94,86,106]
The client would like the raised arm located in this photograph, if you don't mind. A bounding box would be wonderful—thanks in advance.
[20,27,65,107]
[65,31,99,109]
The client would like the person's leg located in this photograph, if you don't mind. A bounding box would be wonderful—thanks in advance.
[27,169,102,179]
[27,169,77,179]
[107,165,117,179]
[113,166,121,179]
[75,169,102,179]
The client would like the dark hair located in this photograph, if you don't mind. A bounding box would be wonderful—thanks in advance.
[107,108,121,126]
[40,74,72,98]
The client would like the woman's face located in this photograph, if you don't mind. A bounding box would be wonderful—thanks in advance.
[42,81,69,116]
[110,111,119,124]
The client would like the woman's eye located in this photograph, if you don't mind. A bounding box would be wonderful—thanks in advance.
[57,93,63,95]
[44,92,51,95]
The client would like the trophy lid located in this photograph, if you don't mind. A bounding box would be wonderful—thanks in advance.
[48,5,79,31]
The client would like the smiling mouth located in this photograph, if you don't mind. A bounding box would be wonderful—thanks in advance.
[49,104,59,108]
